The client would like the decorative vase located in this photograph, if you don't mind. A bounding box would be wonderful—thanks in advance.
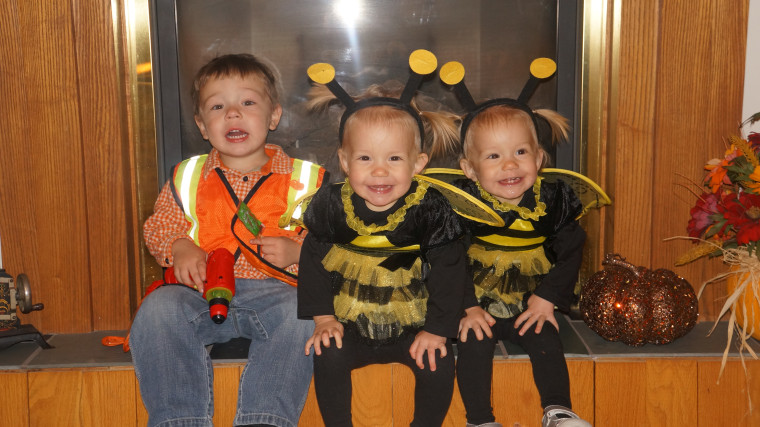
[725,262,760,341]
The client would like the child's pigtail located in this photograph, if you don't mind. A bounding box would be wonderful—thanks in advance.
[419,109,461,161]
[534,108,570,144]
[305,84,342,112]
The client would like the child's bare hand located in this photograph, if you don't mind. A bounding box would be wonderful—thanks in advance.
[250,236,301,268]
[305,315,343,356]
[514,294,559,336]
[409,331,447,371]
[171,239,207,291]
[459,306,496,342]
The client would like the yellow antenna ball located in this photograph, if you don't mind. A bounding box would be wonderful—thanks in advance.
[307,63,336,85]
[439,61,465,85]
[409,49,437,75]
[530,58,556,79]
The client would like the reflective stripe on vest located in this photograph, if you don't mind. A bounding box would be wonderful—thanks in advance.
[282,158,321,230]
[173,155,321,242]
[174,155,207,245]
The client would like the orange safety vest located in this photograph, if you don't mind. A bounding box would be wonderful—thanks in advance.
[171,154,325,286]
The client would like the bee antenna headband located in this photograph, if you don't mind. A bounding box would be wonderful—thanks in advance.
[307,49,439,142]
[439,57,557,143]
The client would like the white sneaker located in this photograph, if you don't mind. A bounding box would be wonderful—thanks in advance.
[542,405,592,427]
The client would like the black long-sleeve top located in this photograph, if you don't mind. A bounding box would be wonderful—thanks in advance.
[457,178,586,313]
[297,180,470,339]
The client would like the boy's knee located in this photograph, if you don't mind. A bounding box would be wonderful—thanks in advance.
[134,285,197,325]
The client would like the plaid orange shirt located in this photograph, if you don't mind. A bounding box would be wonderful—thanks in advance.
[143,144,306,279]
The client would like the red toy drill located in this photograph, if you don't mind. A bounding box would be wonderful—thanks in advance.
[203,248,236,324]
[147,248,236,324]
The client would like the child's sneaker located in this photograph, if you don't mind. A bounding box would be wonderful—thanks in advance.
[466,423,502,427]
[542,405,592,427]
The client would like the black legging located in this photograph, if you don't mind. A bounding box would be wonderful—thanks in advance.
[455,316,571,424]
[313,332,455,426]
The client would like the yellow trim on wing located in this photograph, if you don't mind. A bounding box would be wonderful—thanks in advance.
[541,168,612,219]
[415,171,504,227]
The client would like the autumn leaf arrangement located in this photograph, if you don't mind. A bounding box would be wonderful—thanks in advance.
[676,114,760,265]
[671,113,760,384]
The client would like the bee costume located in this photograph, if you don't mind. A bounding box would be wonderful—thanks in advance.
[432,58,611,320]
[298,178,468,344]
[432,58,608,427]
[295,49,503,426]
[295,50,494,345]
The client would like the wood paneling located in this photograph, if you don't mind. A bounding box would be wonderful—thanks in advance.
[353,364,394,426]
[609,0,749,320]
[698,359,760,426]
[492,362,543,425]
[6,358,760,425]
[595,359,698,427]
[490,360,594,427]
[610,0,658,268]
[73,0,133,330]
[653,0,748,320]
[210,365,241,425]
[28,368,137,426]
[0,0,134,333]
[2,0,91,333]
[1,371,29,427]
[5,343,747,426]
[80,369,138,426]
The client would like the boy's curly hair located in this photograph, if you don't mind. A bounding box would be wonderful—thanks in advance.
[191,53,281,115]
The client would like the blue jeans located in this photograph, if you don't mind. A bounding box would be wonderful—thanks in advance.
[130,278,313,427]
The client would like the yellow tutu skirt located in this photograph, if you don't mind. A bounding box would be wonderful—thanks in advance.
[468,243,552,319]
[322,244,428,342]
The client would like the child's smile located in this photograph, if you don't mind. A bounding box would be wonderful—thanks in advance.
[338,114,428,212]
[461,120,543,205]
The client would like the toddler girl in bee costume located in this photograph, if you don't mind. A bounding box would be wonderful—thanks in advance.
[295,49,469,426]
[437,59,604,427]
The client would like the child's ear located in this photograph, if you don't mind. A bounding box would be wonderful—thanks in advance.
[269,105,283,131]
[337,147,349,174]
[460,158,477,181]
[413,152,429,174]
[535,149,545,169]
[194,115,209,140]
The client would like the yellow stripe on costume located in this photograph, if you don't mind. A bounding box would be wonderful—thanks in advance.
[475,218,546,247]
[350,235,420,251]
[333,294,427,330]
[468,243,551,277]
[476,234,546,247]
[322,245,422,287]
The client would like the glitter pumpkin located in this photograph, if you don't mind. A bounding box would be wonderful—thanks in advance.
[580,254,699,346]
